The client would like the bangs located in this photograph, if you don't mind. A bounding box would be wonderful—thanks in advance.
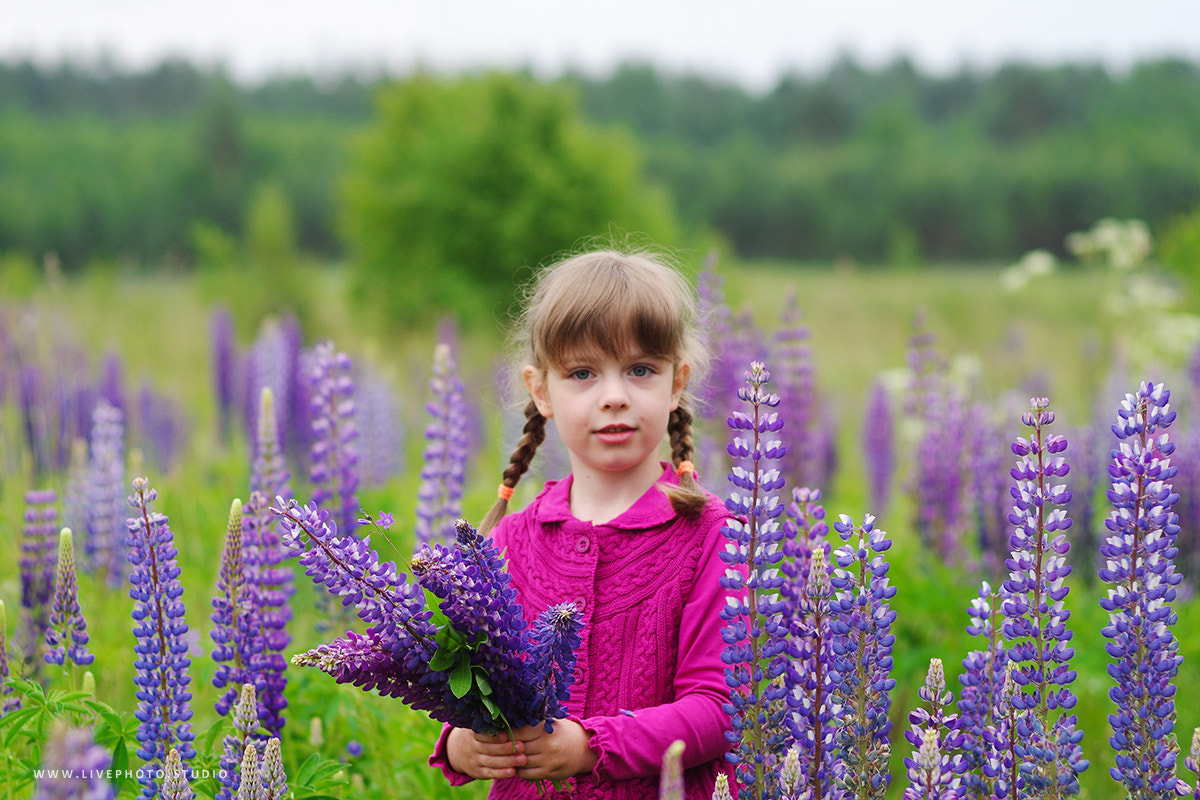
[528,252,687,369]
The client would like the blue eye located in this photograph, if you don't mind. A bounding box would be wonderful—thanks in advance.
[569,369,592,381]
[630,365,653,377]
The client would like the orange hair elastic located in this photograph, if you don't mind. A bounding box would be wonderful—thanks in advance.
[676,460,696,479]
[497,484,515,501]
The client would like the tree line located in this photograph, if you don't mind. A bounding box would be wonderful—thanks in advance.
[2,55,1199,270]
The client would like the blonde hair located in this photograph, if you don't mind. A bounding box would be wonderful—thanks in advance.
[480,248,709,534]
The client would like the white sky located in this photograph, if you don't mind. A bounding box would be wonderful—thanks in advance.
[3,0,1199,90]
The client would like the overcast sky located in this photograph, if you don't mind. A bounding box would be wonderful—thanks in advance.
[3,0,1199,90]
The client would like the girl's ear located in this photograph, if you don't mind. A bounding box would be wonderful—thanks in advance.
[670,363,691,411]
[523,365,554,418]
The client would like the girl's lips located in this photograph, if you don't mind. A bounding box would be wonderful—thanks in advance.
[594,426,636,444]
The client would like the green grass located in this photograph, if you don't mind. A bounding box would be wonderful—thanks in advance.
[1,258,1197,799]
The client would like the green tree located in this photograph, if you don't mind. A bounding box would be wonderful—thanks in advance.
[340,71,677,327]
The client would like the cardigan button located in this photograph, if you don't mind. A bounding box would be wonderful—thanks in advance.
[572,596,586,612]
[574,536,591,553]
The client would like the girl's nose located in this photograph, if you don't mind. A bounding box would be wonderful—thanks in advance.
[599,375,630,411]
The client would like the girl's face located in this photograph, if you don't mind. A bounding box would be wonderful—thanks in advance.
[524,348,689,485]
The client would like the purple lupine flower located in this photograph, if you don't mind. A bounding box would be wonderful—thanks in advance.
[247,317,294,459]
[774,292,821,491]
[984,666,1022,799]
[237,742,264,800]
[415,342,469,547]
[63,439,89,554]
[902,729,958,800]
[779,488,838,799]
[84,399,126,586]
[525,602,585,731]
[863,379,895,519]
[18,361,51,478]
[21,488,59,665]
[162,747,194,800]
[277,500,581,734]
[245,387,295,738]
[354,368,405,488]
[966,404,1011,580]
[211,305,237,445]
[261,738,287,800]
[829,513,897,799]
[217,683,261,800]
[693,255,736,476]
[719,361,790,799]
[913,389,970,566]
[1185,728,1200,799]
[126,477,196,800]
[0,601,18,715]
[1065,422,1105,583]
[660,739,686,800]
[1000,397,1087,798]
[903,658,964,799]
[955,581,1008,798]
[98,350,126,423]
[32,723,114,800]
[1100,381,1185,797]
[44,528,94,669]
[307,341,360,538]
[137,383,184,476]
[211,499,266,722]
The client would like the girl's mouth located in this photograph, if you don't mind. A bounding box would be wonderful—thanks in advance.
[595,425,636,443]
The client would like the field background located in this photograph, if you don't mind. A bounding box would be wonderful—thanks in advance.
[3,255,1198,799]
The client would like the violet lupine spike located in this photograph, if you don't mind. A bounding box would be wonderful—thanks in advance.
[694,256,735,476]
[211,305,237,445]
[63,438,89,554]
[21,488,58,665]
[44,528,94,669]
[1100,381,1186,798]
[415,342,469,547]
[829,513,897,800]
[354,368,405,489]
[246,388,294,738]
[719,361,790,800]
[32,723,114,800]
[525,602,585,732]
[1000,397,1087,799]
[307,341,360,538]
[774,292,819,491]
[211,499,267,721]
[237,742,264,800]
[17,361,51,478]
[1186,728,1200,799]
[913,389,970,565]
[162,747,194,800]
[966,405,1010,580]
[260,738,287,800]
[217,683,261,800]
[956,581,1008,798]
[241,491,292,739]
[85,399,127,586]
[903,658,965,799]
[248,317,293,457]
[0,601,18,715]
[863,379,895,519]
[779,488,837,799]
[126,477,196,800]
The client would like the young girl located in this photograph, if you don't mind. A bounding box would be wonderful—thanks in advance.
[428,248,738,799]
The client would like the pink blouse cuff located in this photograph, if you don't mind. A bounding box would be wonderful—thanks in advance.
[428,724,475,786]
[573,715,609,786]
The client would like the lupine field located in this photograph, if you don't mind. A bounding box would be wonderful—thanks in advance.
[6,219,1200,799]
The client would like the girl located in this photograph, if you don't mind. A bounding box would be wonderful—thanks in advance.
[428,249,738,799]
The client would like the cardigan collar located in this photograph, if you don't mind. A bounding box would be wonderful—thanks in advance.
[532,462,679,530]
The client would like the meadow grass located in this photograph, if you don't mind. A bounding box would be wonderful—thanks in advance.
[1,258,1196,799]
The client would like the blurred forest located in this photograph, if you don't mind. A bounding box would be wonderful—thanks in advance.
[2,55,1200,270]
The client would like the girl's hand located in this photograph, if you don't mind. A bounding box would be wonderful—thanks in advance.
[446,727,528,780]
[512,719,598,781]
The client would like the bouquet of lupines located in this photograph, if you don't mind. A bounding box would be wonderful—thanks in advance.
[271,500,583,734]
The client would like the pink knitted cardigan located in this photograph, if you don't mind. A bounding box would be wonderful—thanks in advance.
[428,464,739,800]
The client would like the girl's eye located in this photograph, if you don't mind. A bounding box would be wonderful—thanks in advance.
[569,369,593,381]
[629,365,654,378]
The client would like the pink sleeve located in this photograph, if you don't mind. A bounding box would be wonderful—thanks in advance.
[428,723,476,786]
[580,514,741,781]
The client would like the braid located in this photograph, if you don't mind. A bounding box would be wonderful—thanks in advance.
[479,401,546,535]
[662,396,708,517]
